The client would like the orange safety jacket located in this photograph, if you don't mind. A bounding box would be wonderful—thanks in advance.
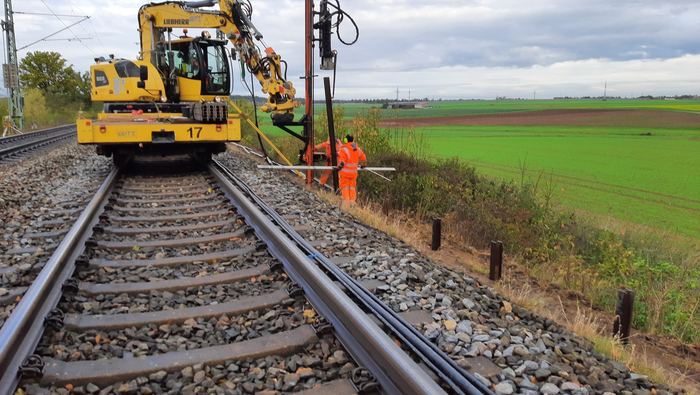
[338,142,366,179]
[314,139,342,161]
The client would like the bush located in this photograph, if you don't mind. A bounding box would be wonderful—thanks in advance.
[242,105,700,342]
[347,107,700,342]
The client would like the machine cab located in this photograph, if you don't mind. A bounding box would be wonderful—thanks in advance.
[163,37,231,101]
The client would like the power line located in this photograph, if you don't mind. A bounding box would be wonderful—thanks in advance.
[43,38,92,41]
[14,12,84,17]
[39,0,96,55]
[66,0,107,54]
[18,17,89,51]
[66,1,93,48]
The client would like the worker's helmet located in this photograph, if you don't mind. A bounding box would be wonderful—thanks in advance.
[344,134,353,144]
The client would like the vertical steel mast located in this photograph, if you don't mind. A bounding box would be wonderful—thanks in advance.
[2,0,22,134]
[303,0,314,184]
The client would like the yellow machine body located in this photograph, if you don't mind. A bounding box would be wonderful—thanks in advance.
[77,114,241,144]
[90,61,164,102]
[77,0,299,163]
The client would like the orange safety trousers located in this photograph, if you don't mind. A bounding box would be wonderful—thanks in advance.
[338,142,365,205]
[339,176,357,205]
[314,139,341,186]
[319,161,333,185]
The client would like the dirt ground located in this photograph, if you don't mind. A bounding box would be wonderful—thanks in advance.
[379,109,700,129]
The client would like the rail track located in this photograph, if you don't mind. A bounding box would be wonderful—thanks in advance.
[0,156,493,395]
[0,126,76,163]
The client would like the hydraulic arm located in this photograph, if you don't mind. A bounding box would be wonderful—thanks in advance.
[137,0,299,121]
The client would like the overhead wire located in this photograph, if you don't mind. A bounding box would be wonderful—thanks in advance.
[39,0,97,55]
[17,17,91,51]
[65,2,91,44]
[14,12,84,17]
[66,0,108,54]
[250,69,269,160]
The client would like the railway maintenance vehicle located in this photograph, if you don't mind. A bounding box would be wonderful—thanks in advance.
[77,0,300,165]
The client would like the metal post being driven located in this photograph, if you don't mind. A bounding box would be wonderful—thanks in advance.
[323,77,339,191]
[303,0,314,184]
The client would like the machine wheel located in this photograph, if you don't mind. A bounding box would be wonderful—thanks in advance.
[113,153,129,167]
[193,150,212,165]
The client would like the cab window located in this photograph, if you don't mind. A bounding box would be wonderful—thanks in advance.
[200,42,229,94]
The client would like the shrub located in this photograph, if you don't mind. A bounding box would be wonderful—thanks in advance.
[346,107,700,342]
[245,105,700,342]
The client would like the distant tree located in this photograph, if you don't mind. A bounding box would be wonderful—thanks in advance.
[19,51,78,95]
[23,88,49,126]
[71,71,92,107]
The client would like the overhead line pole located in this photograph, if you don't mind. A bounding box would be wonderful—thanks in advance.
[2,0,22,134]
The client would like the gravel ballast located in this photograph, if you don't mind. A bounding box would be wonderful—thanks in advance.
[217,147,685,395]
[0,144,111,329]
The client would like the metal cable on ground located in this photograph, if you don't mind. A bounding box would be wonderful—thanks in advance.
[230,143,306,178]
[210,160,447,395]
[212,158,494,395]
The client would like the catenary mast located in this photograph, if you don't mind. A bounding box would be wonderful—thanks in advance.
[2,0,22,134]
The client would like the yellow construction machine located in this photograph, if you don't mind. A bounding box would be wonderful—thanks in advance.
[77,0,300,164]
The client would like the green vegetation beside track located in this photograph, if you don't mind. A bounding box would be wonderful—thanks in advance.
[239,99,700,342]
[424,125,700,240]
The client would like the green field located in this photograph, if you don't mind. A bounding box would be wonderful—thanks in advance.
[387,100,700,240]
[248,99,700,239]
[334,99,700,120]
[254,99,700,130]
[425,125,700,239]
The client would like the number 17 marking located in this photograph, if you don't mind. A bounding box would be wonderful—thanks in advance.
[187,127,202,139]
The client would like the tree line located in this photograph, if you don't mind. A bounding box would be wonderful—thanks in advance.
[2,51,97,129]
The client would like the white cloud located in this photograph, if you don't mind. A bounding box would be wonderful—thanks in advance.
[7,0,699,99]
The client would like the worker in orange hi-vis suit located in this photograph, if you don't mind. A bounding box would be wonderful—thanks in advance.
[335,134,366,205]
[313,138,342,185]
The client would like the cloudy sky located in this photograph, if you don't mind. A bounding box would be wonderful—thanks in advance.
[9,0,700,100]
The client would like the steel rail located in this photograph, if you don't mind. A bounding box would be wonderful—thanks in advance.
[0,129,76,160]
[0,125,74,144]
[209,159,448,395]
[0,167,120,395]
[212,158,495,395]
